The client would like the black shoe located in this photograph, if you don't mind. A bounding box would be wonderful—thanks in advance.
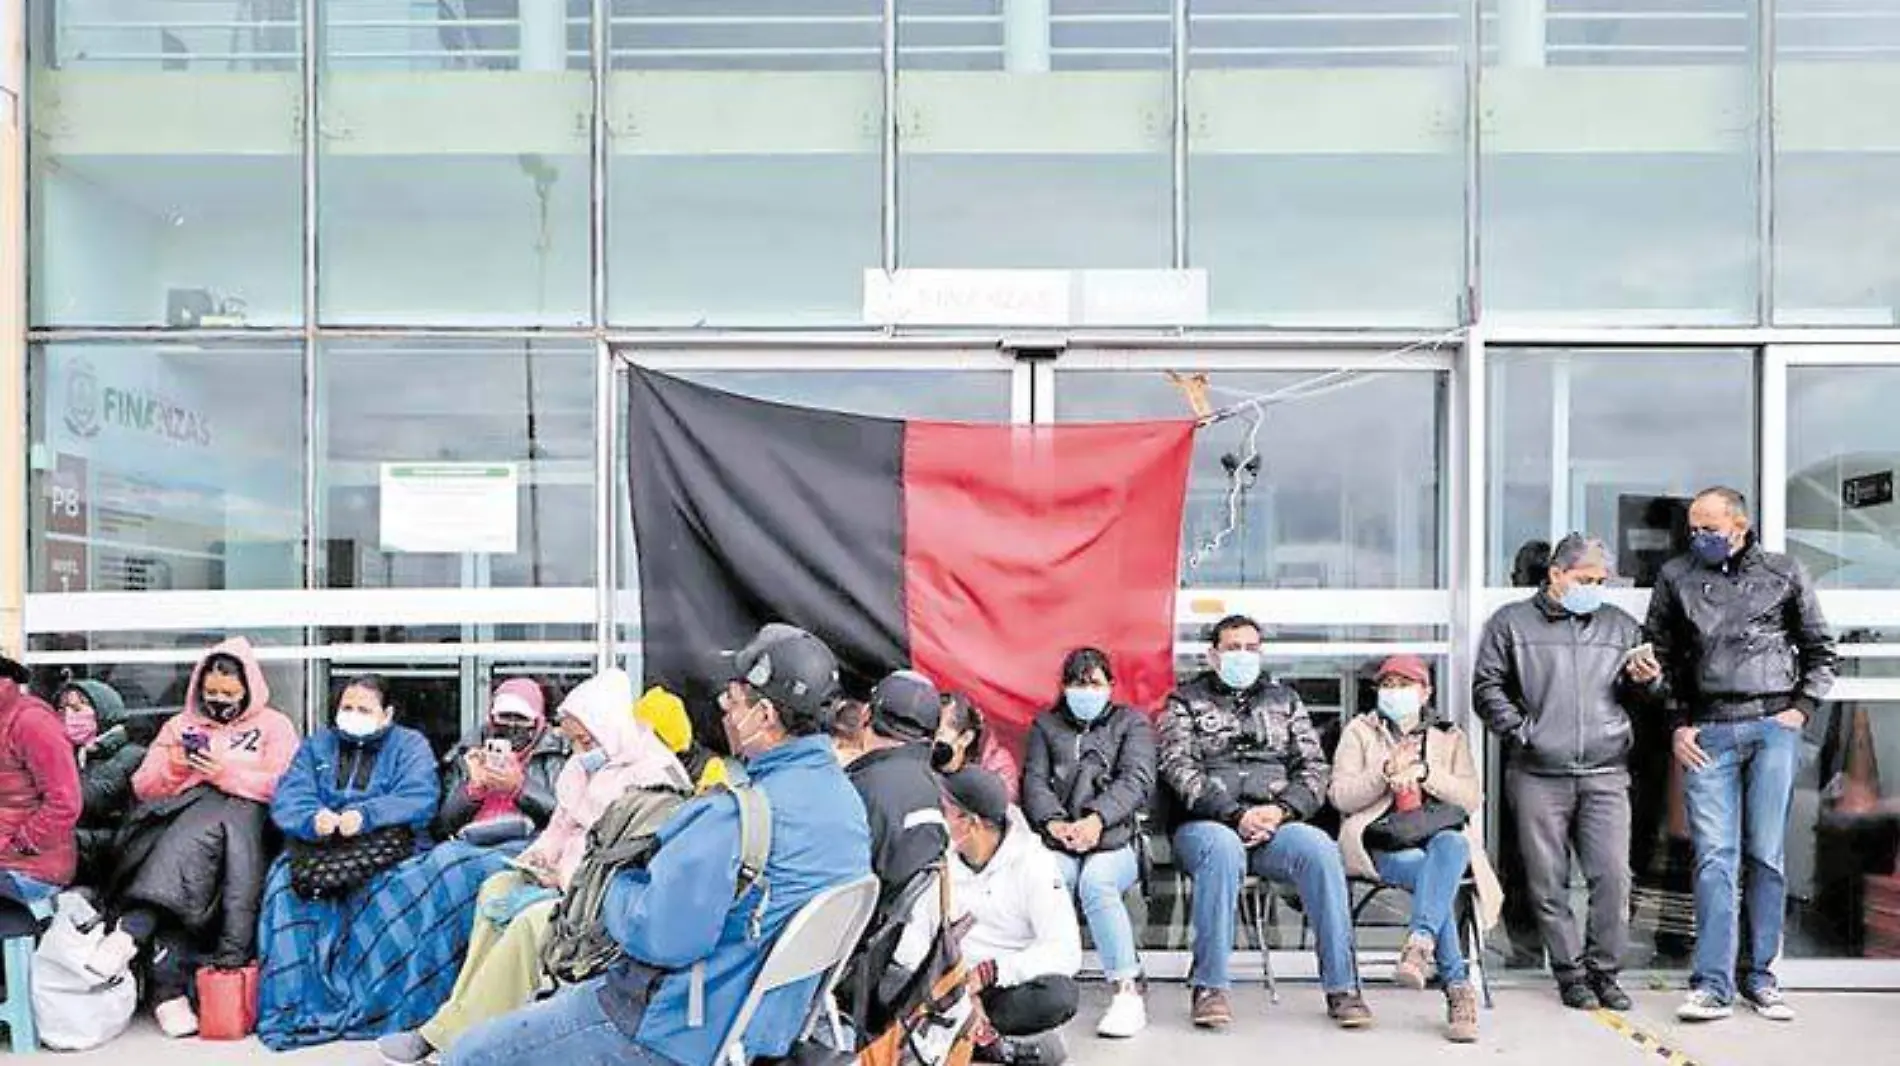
[1559,979,1599,1010]
[1588,972,1632,1012]
[974,1034,1067,1066]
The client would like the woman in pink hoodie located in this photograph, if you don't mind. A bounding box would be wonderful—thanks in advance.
[89,637,299,1038]
[379,668,688,1066]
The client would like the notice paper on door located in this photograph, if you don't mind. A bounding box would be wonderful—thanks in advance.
[380,463,519,554]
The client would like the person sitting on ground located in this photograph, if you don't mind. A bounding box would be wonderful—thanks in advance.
[1020,647,1156,1040]
[849,671,954,910]
[1331,656,1503,1045]
[633,684,729,793]
[89,637,299,1039]
[934,692,1021,802]
[57,677,146,888]
[896,767,1081,1066]
[378,668,688,1066]
[436,679,568,843]
[0,655,83,906]
[255,675,444,1049]
[1157,614,1372,1030]
[440,624,872,1066]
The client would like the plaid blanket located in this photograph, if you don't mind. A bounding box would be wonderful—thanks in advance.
[255,839,519,1050]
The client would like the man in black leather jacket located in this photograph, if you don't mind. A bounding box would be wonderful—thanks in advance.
[1474,533,1656,1012]
[1157,615,1369,1031]
[1645,487,1836,1025]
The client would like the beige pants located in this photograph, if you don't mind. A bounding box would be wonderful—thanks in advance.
[420,869,559,1050]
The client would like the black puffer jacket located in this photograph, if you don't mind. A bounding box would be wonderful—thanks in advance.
[1021,701,1156,853]
[433,727,568,840]
[846,743,950,912]
[1157,672,1330,828]
[1473,591,1656,776]
[64,680,148,882]
[1645,537,1838,725]
[109,787,271,964]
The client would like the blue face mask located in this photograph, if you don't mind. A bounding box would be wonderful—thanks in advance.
[1065,688,1110,723]
[1691,530,1734,566]
[1560,584,1605,616]
[1217,650,1263,692]
[577,748,608,774]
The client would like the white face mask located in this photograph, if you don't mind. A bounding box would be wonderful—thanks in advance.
[1376,688,1424,731]
[336,709,384,739]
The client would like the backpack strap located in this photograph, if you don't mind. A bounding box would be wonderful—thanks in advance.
[732,783,774,941]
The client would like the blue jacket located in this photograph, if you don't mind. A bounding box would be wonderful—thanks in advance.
[601,735,872,1066]
[271,726,440,845]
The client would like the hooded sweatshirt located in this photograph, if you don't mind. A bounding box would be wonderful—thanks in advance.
[0,678,84,885]
[471,678,552,824]
[133,637,300,806]
[517,669,687,890]
[64,679,147,827]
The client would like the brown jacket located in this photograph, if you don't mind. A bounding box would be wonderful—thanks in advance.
[1329,714,1503,931]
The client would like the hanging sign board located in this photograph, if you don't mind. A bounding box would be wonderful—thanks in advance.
[380,463,518,554]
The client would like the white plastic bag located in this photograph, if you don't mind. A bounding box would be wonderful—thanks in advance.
[31,892,137,1051]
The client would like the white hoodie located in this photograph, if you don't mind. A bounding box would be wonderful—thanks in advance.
[894,813,1083,988]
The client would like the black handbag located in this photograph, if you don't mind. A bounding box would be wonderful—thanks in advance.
[287,825,415,900]
[1362,732,1469,852]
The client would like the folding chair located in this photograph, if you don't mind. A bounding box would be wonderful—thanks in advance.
[1349,876,1493,1008]
[715,874,881,1066]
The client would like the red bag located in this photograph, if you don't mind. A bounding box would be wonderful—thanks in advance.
[196,964,260,1040]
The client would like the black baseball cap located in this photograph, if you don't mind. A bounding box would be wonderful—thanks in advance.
[941,766,1010,828]
[871,670,941,742]
[725,624,841,720]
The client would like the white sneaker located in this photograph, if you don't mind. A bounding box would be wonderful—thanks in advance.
[1744,987,1796,1022]
[1096,988,1148,1039]
[85,929,139,981]
[155,996,200,1038]
[1676,989,1734,1023]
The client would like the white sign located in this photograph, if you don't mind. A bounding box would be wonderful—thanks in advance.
[863,269,1208,328]
[379,463,519,554]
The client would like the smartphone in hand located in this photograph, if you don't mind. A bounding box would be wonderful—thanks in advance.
[483,738,512,771]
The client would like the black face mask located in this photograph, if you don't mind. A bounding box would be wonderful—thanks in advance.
[929,740,958,772]
[489,722,540,752]
[201,696,244,724]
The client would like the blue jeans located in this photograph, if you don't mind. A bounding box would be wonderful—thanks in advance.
[1172,821,1359,993]
[1682,717,1801,1004]
[1372,831,1471,984]
[1051,846,1142,982]
[444,983,665,1066]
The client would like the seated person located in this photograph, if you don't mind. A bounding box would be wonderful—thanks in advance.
[1021,648,1157,1040]
[436,679,568,842]
[441,624,872,1066]
[1331,656,1503,1045]
[1158,615,1371,1030]
[633,685,729,793]
[89,637,299,1038]
[0,655,82,904]
[934,692,1021,802]
[848,671,953,910]
[897,767,1081,1066]
[57,678,146,888]
[379,668,688,1066]
[254,675,444,1048]
[829,695,873,765]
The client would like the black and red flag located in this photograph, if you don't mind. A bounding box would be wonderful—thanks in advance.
[626,366,1194,755]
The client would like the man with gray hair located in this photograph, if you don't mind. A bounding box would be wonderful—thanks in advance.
[1474,532,1658,1012]
[1646,487,1836,1024]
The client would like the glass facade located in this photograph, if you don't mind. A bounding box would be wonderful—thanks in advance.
[16,0,1900,982]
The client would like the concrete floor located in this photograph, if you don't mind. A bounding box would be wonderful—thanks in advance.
[44,986,1900,1064]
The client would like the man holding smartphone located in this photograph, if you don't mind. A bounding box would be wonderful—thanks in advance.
[1474,533,1659,1013]
[1646,487,1836,1024]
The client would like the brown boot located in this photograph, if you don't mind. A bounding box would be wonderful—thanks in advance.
[1191,987,1233,1030]
[1445,982,1479,1044]
[1327,990,1374,1030]
[1394,933,1435,990]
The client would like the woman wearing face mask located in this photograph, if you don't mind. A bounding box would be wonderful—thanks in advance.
[1330,656,1503,1045]
[56,678,147,887]
[378,669,689,1066]
[255,675,445,1049]
[933,692,1021,802]
[1019,647,1158,1040]
[91,637,299,1038]
[436,679,568,842]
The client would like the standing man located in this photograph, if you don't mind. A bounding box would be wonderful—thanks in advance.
[1646,487,1836,1024]
[1158,615,1370,1031]
[1474,534,1655,1011]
